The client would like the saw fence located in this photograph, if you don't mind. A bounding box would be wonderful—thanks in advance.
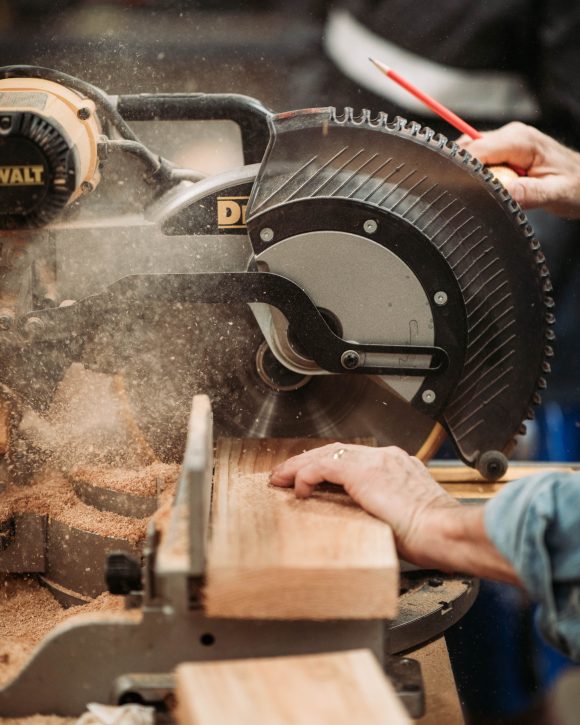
[1,395,575,721]
[0,395,469,721]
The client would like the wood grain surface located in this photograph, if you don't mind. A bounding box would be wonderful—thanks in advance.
[412,637,464,725]
[204,438,399,620]
[431,463,577,501]
[176,649,410,725]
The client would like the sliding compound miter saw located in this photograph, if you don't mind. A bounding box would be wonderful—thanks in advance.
[0,65,553,480]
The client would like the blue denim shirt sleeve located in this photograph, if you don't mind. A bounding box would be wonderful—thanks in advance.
[484,472,580,661]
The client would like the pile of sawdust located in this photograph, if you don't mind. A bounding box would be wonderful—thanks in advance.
[16,363,156,473]
[0,464,179,542]
[69,461,177,496]
[1,717,74,724]
[0,576,126,688]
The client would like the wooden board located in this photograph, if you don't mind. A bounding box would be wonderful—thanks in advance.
[176,649,410,725]
[430,463,576,484]
[430,462,578,501]
[204,438,399,620]
[412,637,464,725]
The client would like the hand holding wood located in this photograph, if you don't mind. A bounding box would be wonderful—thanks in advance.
[270,444,519,584]
[270,444,458,562]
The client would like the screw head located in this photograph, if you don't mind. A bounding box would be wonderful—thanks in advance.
[81,181,94,194]
[77,107,91,120]
[0,309,14,331]
[422,389,436,404]
[22,316,45,339]
[0,116,11,131]
[259,227,274,243]
[363,219,378,234]
[341,349,361,369]
[428,577,444,587]
[434,290,448,306]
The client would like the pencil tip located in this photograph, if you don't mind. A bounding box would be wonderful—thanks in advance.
[369,57,390,73]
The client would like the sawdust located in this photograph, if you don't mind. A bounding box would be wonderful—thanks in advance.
[0,464,179,542]
[69,461,177,496]
[0,470,145,543]
[0,575,126,688]
[0,717,75,724]
[16,363,156,473]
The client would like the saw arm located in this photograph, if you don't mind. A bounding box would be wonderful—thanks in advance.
[0,67,553,479]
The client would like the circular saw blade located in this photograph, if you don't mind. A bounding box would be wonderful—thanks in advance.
[82,301,439,459]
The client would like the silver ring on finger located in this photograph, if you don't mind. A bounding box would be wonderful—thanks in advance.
[332,447,347,460]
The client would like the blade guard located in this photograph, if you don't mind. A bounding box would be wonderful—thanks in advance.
[245,107,553,477]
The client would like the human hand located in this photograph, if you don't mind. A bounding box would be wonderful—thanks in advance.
[269,443,459,564]
[457,122,580,218]
[270,443,519,583]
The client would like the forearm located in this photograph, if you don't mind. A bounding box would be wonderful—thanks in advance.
[401,504,521,586]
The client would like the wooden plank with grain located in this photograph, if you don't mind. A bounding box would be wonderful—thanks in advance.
[176,649,410,725]
[204,438,399,620]
[430,463,576,484]
[431,463,578,501]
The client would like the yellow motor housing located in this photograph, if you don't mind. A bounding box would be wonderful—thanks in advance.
[0,77,101,228]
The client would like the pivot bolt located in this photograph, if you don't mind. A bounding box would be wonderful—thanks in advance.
[422,389,436,404]
[77,107,91,120]
[363,219,378,235]
[0,308,14,331]
[22,316,45,339]
[341,350,361,369]
[434,290,448,306]
[259,227,274,243]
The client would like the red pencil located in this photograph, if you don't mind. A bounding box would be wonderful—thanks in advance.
[369,57,526,176]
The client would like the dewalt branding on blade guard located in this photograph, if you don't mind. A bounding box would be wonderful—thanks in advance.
[217,195,249,229]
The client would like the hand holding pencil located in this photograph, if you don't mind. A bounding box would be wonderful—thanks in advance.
[369,57,526,181]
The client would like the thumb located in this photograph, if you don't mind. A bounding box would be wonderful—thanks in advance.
[504,177,547,210]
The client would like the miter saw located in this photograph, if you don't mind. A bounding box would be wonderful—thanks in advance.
[0,64,553,719]
[0,65,553,481]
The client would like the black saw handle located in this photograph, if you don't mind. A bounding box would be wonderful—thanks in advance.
[116,93,272,165]
[0,67,272,165]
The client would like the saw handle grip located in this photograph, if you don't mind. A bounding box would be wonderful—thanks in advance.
[116,93,272,165]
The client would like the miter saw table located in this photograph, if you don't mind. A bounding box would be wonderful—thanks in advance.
[0,395,480,719]
[1,393,574,720]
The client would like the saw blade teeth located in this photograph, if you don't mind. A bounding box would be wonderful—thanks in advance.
[385,115,407,133]
[252,105,556,467]
[542,278,553,293]
[368,111,388,128]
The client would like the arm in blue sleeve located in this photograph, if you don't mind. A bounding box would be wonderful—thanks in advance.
[484,472,580,660]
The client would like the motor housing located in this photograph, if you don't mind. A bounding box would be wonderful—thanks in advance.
[0,77,101,229]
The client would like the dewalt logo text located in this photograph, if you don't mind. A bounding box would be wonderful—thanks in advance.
[0,165,44,186]
[217,196,249,229]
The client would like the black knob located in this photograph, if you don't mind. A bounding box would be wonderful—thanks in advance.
[477,450,508,481]
[105,552,142,595]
